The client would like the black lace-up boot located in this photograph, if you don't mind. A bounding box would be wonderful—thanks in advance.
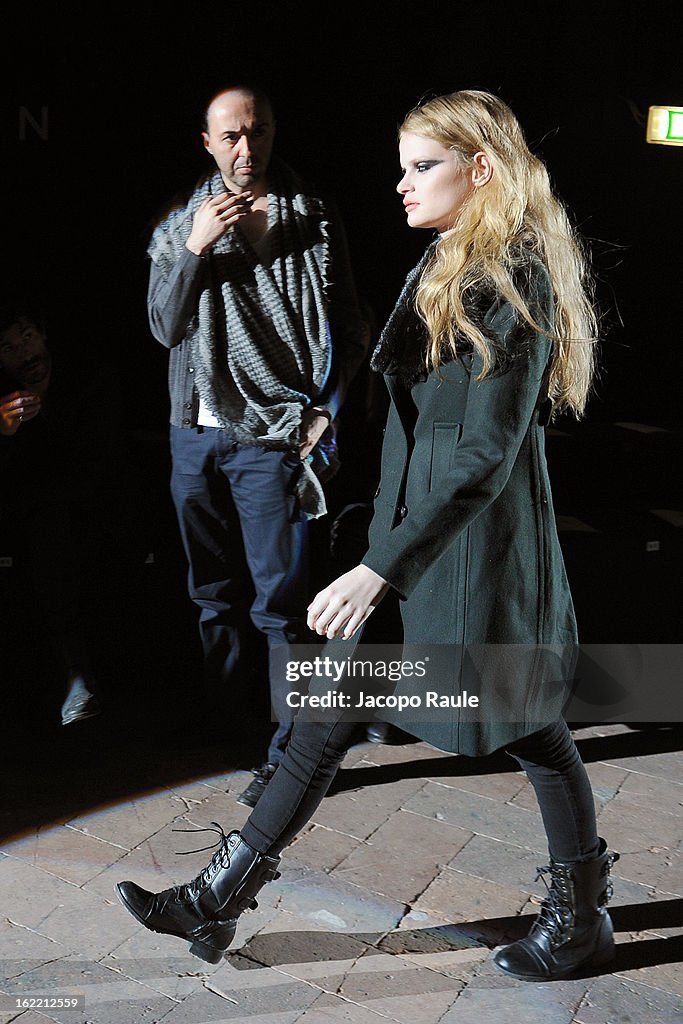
[237,762,278,807]
[116,826,281,964]
[494,839,619,981]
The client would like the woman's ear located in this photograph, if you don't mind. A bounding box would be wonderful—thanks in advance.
[471,151,494,188]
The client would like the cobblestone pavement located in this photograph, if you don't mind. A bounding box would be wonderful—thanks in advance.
[1,718,681,1024]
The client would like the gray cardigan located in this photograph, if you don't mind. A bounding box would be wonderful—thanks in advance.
[147,206,366,432]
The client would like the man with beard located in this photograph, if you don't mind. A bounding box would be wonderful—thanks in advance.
[147,84,366,805]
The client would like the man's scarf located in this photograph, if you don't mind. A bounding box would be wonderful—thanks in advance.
[148,159,335,516]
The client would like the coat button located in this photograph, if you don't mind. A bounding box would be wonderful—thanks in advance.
[398,504,408,519]
[184,401,192,409]
[182,418,191,425]
[188,366,194,373]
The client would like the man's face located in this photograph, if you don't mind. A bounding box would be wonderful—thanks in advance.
[202,90,275,192]
[0,317,51,389]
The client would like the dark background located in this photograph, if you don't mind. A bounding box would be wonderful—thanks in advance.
[4,3,682,421]
[1,3,681,738]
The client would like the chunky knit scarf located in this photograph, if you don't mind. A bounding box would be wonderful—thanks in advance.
[148,159,334,516]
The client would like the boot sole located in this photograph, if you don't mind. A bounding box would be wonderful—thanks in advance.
[115,884,236,964]
[494,942,615,982]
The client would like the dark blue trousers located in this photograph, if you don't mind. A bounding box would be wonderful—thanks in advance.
[170,425,310,763]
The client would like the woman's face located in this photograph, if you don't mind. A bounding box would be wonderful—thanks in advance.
[397,132,475,235]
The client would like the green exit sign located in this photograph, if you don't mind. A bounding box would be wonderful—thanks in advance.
[646,106,683,146]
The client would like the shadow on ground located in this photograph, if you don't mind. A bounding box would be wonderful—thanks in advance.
[228,896,683,976]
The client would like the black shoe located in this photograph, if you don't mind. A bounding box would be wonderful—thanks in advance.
[366,721,408,744]
[116,826,280,964]
[237,762,278,807]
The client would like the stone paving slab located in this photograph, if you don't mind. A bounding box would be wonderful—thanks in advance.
[411,867,532,947]
[423,765,529,804]
[614,769,683,811]
[390,942,491,981]
[0,1012,47,1024]
[615,957,683,999]
[402,783,549,852]
[437,987,582,1024]
[103,947,222,1004]
[445,833,548,893]
[573,972,683,1023]
[286,825,363,875]
[601,748,683,784]
[234,911,378,973]
[249,942,469,1024]
[181,789,254,834]
[596,790,682,852]
[3,826,129,888]
[309,776,428,842]
[149,971,321,1023]
[0,857,139,959]
[380,911,492,958]
[0,955,178,1024]
[327,947,465,1024]
[272,867,407,937]
[615,846,682,894]
[1,726,681,1022]
[0,918,69,970]
[65,782,214,848]
[81,825,208,903]
[330,808,472,904]
[434,955,590,1023]
[297,993,397,1024]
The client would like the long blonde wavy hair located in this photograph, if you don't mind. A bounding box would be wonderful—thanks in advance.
[402,90,598,417]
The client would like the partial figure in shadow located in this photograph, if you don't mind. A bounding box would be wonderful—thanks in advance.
[117,89,620,984]
[0,300,123,727]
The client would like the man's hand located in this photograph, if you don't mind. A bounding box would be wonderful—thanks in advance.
[186,191,254,256]
[299,408,331,460]
[0,390,41,436]
[307,564,389,640]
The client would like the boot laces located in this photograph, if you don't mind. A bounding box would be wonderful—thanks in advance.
[531,863,573,948]
[171,822,234,900]
[602,850,619,905]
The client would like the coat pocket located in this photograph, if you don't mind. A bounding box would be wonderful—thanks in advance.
[429,422,463,491]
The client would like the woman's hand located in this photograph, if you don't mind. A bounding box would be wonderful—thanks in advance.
[307,564,389,640]
[0,390,41,436]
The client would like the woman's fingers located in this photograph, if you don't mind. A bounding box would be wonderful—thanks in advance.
[307,590,347,634]
[307,566,389,639]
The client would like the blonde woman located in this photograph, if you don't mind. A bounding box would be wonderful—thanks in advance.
[118,90,618,982]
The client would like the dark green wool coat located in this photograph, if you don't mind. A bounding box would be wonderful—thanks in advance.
[361,251,577,755]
